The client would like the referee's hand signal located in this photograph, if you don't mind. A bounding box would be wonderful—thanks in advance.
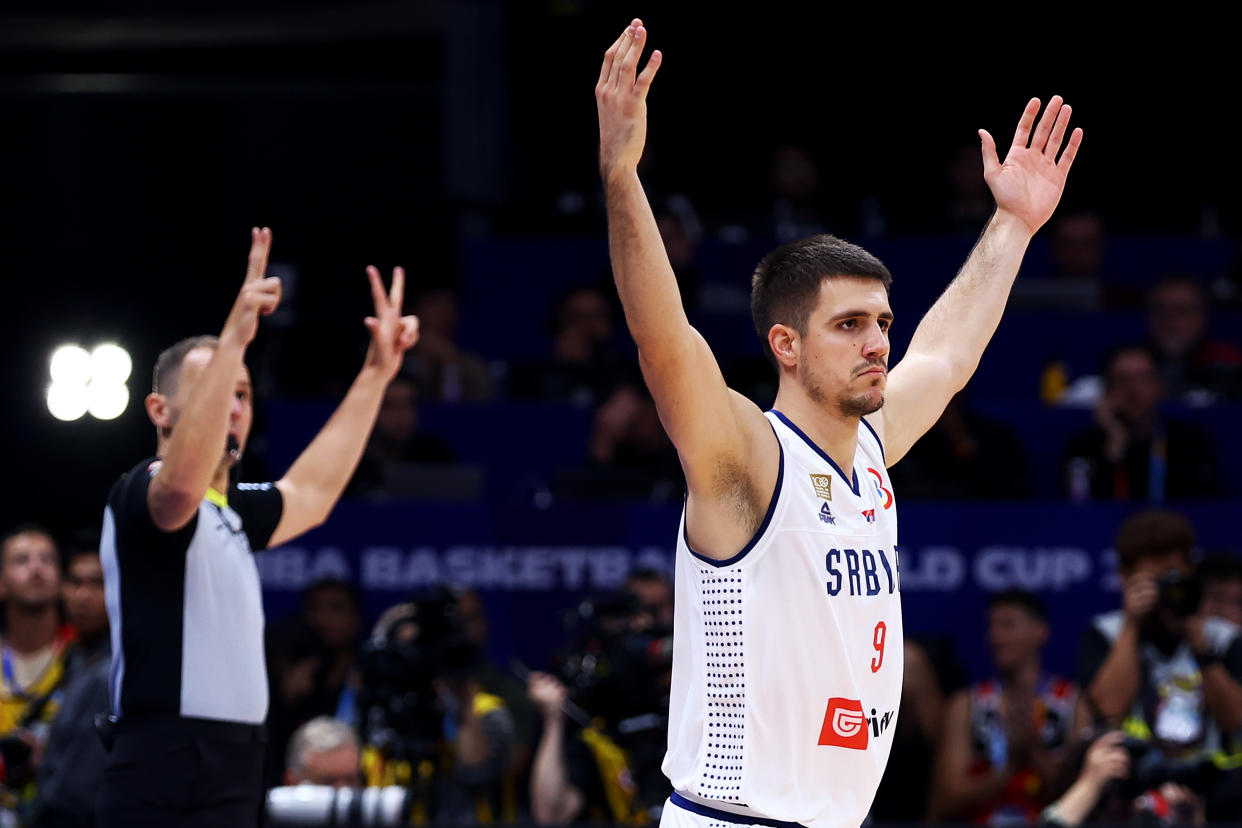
[221,226,282,350]
[362,265,419,382]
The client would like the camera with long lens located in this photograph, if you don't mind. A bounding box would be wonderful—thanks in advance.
[1116,736,1222,799]
[266,785,412,828]
[355,587,482,764]
[1154,570,1201,619]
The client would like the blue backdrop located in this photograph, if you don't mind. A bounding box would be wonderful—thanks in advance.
[257,500,1239,686]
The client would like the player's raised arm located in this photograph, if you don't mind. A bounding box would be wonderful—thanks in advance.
[147,228,281,531]
[597,20,773,550]
[878,96,1083,465]
[269,266,419,547]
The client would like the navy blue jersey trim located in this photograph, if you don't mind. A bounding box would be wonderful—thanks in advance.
[769,409,861,496]
[669,794,806,828]
[861,416,886,465]
[684,421,784,568]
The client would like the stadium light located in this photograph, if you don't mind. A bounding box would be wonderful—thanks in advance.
[48,342,133,421]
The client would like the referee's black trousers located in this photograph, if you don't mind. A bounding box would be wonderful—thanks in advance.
[96,713,266,828]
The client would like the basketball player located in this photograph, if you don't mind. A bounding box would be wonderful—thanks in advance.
[595,19,1082,828]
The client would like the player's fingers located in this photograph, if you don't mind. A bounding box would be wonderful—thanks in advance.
[634,49,662,100]
[618,25,647,84]
[1030,95,1063,153]
[389,266,405,310]
[366,266,389,313]
[1044,103,1071,158]
[1057,127,1084,173]
[1010,97,1040,151]
[607,25,636,87]
[398,316,420,349]
[979,129,1000,179]
[598,28,627,89]
[244,226,273,283]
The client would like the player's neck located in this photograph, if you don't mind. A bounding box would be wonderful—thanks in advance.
[3,603,59,654]
[773,390,861,475]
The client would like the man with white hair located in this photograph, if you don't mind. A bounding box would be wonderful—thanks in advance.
[285,716,363,789]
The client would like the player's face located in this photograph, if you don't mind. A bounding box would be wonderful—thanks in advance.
[798,277,892,417]
[0,532,61,609]
[170,347,254,469]
[987,605,1047,672]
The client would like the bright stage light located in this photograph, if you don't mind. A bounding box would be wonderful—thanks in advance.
[48,342,133,420]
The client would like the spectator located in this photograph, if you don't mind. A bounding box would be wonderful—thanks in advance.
[624,567,674,631]
[1199,553,1242,627]
[345,374,457,498]
[510,284,633,407]
[933,590,1079,823]
[889,388,1031,499]
[943,143,995,233]
[528,671,651,825]
[264,578,363,789]
[0,525,72,791]
[656,205,703,313]
[767,145,830,243]
[1146,274,1242,403]
[1077,510,1242,820]
[31,533,111,828]
[357,592,517,823]
[284,716,362,789]
[558,384,681,501]
[1062,345,1222,500]
[404,286,495,403]
[1037,730,1208,827]
[1012,211,1136,311]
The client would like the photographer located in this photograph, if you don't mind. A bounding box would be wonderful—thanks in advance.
[357,590,515,824]
[1038,731,1206,827]
[1077,509,1242,817]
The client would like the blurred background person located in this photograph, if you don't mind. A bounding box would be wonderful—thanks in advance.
[1198,552,1242,627]
[1077,509,1242,819]
[932,590,1079,824]
[1145,273,1242,404]
[283,716,362,789]
[1062,345,1222,501]
[345,374,458,499]
[30,531,110,828]
[405,286,496,403]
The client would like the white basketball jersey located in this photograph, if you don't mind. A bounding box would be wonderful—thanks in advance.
[663,410,904,828]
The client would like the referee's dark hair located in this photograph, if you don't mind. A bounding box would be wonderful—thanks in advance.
[986,588,1048,623]
[152,334,220,395]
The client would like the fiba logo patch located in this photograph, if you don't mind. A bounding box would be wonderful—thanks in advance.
[818,698,894,750]
[809,474,833,500]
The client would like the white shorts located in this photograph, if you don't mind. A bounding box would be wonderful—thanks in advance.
[660,794,808,828]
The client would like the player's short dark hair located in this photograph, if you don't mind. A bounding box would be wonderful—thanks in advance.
[0,523,59,568]
[986,588,1047,622]
[751,234,892,367]
[1197,552,1242,584]
[152,335,219,395]
[1115,509,1195,572]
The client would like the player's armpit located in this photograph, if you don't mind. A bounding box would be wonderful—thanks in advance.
[875,350,957,467]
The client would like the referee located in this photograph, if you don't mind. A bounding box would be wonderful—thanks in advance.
[98,228,418,827]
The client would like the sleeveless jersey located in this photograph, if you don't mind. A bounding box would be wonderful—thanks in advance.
[663,410,903,828]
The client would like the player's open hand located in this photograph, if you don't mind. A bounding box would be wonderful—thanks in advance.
[220,227,281,349]
[363,265,419,382]
[979,96,1083,236]
[596,18,662,184]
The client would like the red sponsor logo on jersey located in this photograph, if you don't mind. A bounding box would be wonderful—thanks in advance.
[867,468,893,509]
[818,697,869,750]
[861,508,876,523]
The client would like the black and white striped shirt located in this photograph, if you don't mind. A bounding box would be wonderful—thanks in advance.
[101,457,283,725]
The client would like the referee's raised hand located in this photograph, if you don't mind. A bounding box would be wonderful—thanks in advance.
[361,265,419,382]
[220,226,282,349]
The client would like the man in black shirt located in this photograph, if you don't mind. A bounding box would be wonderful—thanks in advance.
[98,228,419,827]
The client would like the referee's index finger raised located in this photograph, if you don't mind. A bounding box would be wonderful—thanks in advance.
[244,226,273,283]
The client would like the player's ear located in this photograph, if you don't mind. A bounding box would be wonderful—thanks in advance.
[145,392,172,431]
[768,324,799,369]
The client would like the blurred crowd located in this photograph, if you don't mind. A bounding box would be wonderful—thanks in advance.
[2,507,1241,827]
